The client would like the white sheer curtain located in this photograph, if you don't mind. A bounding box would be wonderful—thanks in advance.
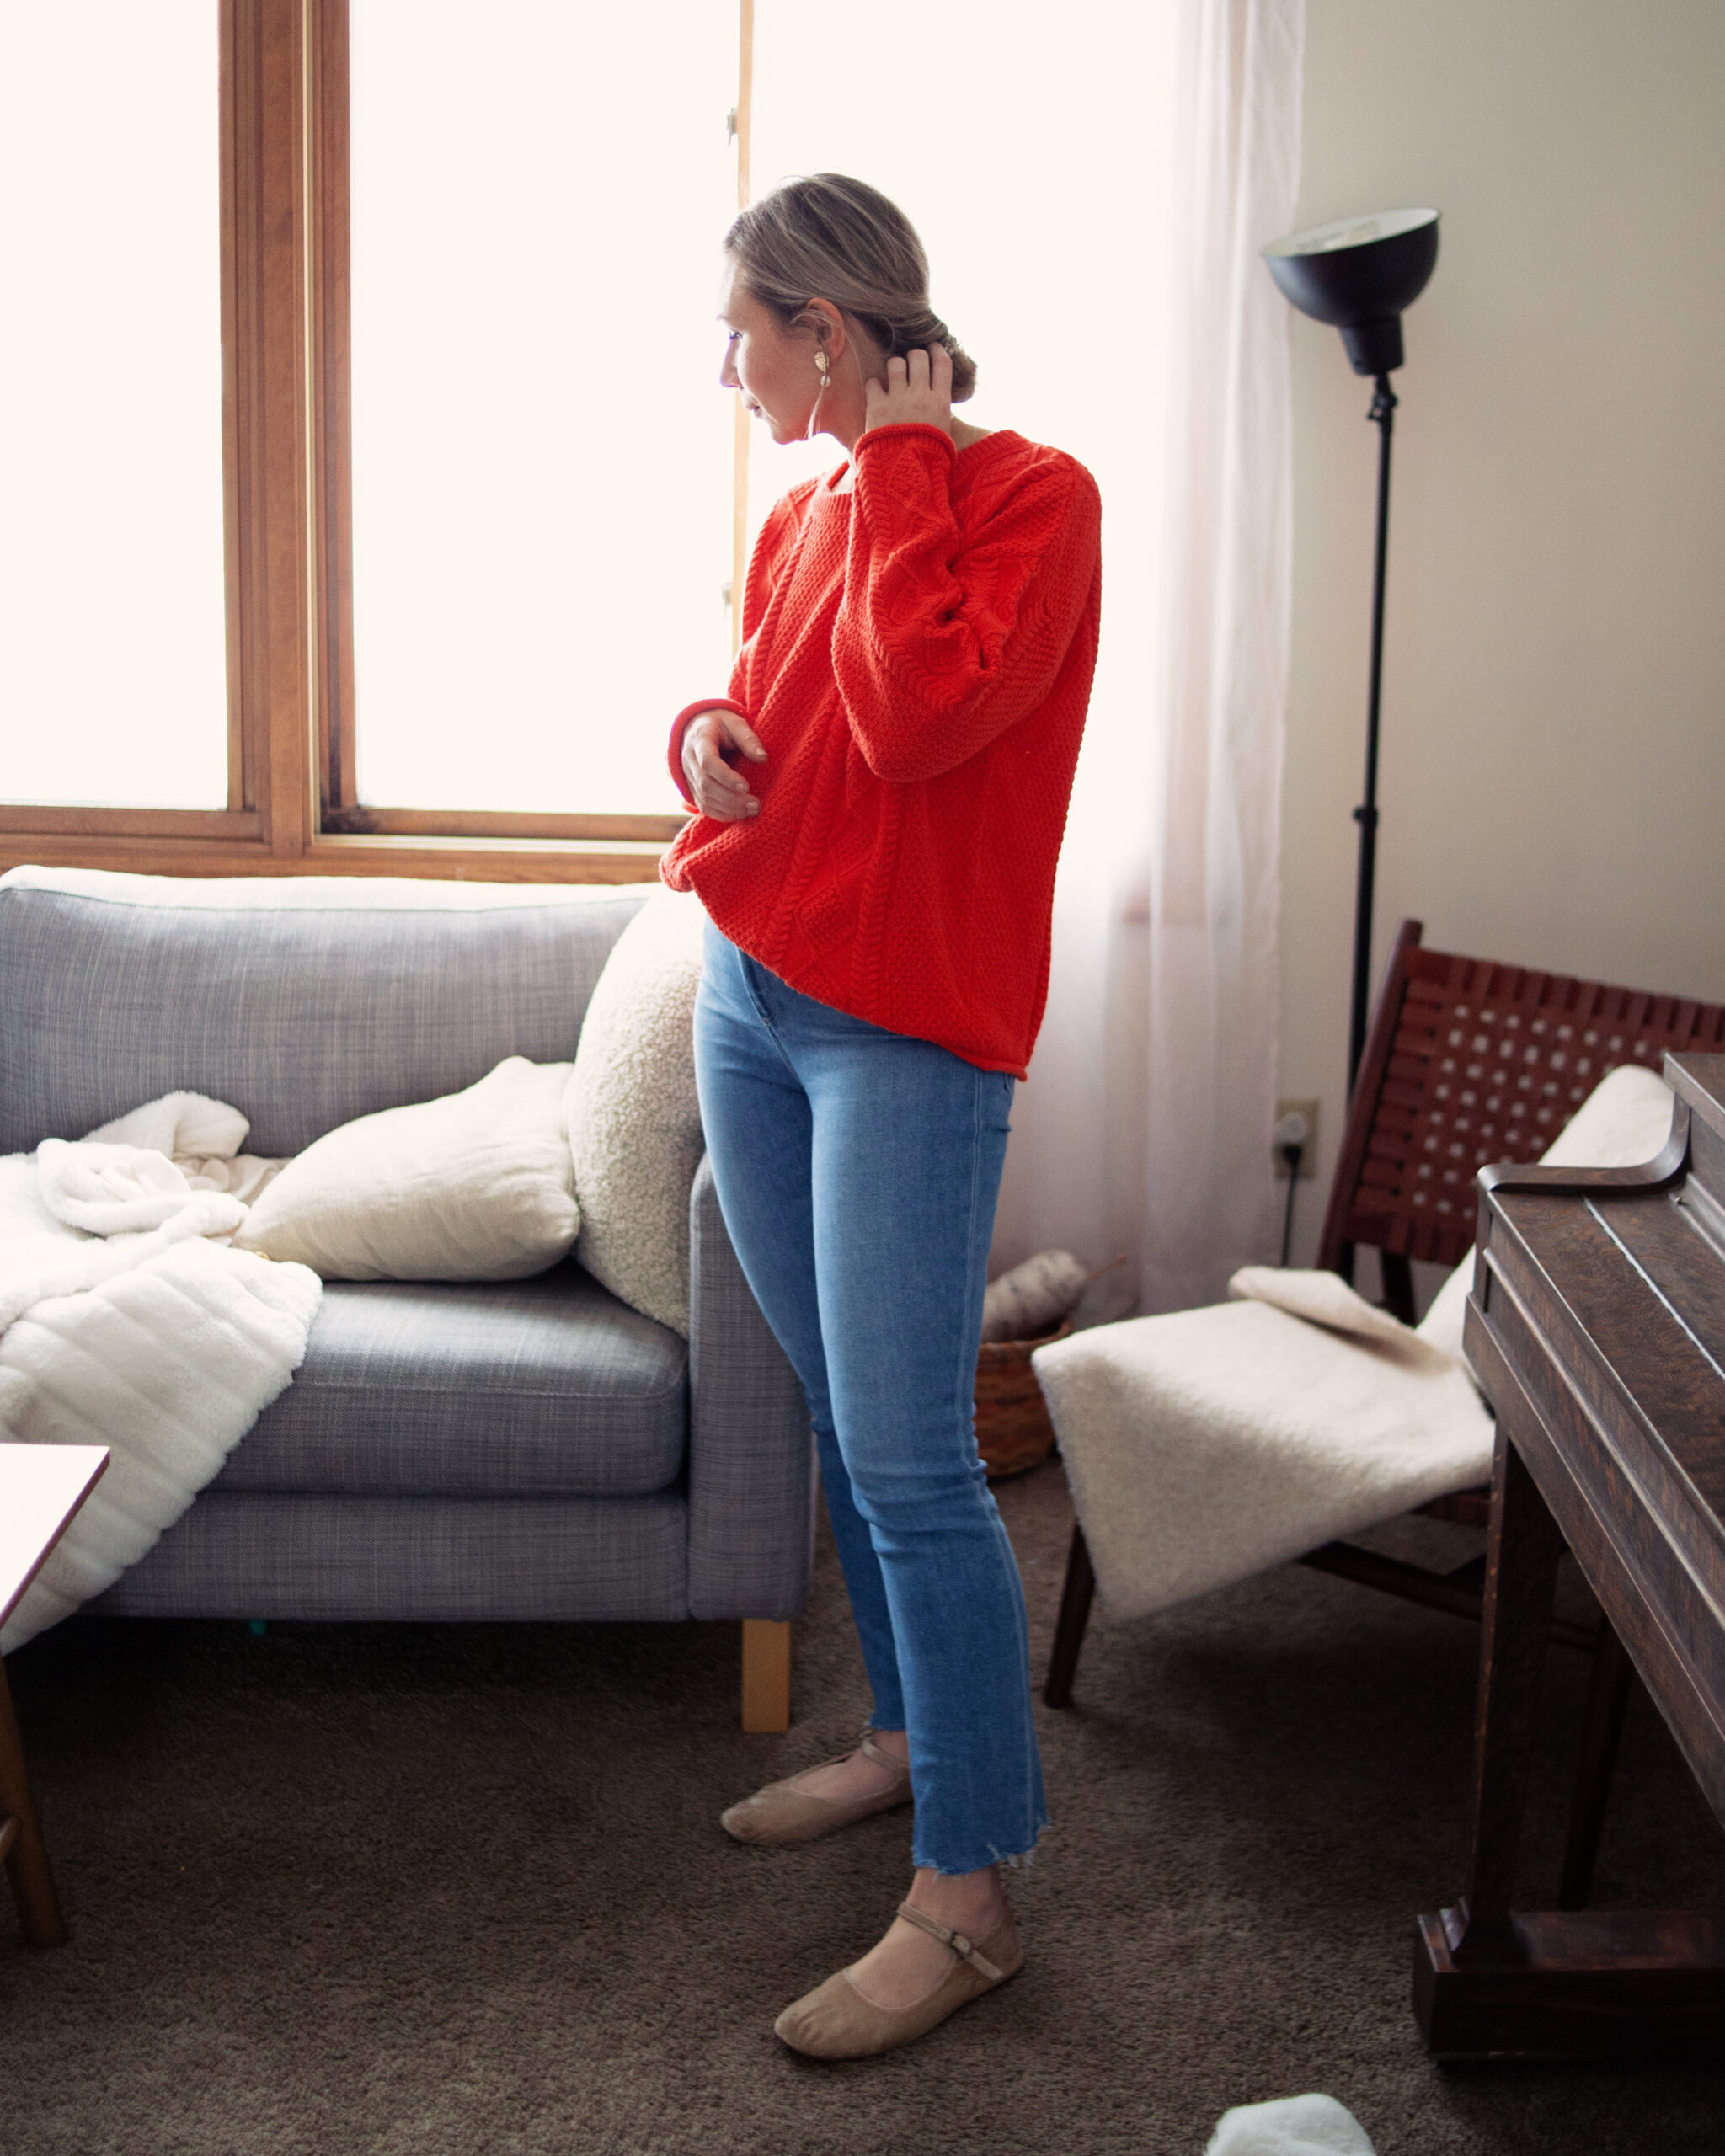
[991,0,1305,1318]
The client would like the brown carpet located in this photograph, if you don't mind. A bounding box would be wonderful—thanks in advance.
[5,1463,1723,2156]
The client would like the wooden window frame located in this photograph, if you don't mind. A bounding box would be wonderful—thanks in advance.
[1,0,752,887]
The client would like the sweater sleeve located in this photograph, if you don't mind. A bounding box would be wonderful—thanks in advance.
[664,489,804,804]
[830,424,1102,785]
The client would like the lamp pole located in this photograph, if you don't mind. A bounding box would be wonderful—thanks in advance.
[1260,205,1438,1106]
[1348,371,1397,1097]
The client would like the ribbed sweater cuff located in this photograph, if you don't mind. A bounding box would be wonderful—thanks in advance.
[668,698,751,806]
[853,421,959,466]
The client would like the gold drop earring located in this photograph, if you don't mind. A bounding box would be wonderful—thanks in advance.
[804,350,829,442]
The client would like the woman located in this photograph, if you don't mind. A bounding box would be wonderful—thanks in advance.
[662,173,1102,2059]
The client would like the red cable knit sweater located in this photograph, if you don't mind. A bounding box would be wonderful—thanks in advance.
[660,420,1103,1078]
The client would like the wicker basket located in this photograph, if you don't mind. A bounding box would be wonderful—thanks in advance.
[974,1319,1071,1480]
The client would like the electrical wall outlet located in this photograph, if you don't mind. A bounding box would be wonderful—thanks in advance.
[1274,1097,1320,1179]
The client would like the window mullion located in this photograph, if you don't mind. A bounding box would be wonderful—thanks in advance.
[227,0,317,859]
[307,0,356,832]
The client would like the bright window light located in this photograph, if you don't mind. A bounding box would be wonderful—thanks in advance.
[0,3,226,808]
[349,0,736,816]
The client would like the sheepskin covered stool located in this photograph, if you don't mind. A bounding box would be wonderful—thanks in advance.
[1033,1062,1678,1629]
[1032,1270,1492,1623]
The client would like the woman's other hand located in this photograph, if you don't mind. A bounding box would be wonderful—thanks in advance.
[862,345,953,439]
[682,707,766,821]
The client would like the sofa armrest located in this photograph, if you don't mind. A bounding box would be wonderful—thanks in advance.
[686,1152,814,1621]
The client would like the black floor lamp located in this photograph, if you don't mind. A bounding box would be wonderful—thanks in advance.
[1262,208,1440,1098]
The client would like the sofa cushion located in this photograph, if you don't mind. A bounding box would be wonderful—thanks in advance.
[0,867,655,1156]
[211,1259,686,1498]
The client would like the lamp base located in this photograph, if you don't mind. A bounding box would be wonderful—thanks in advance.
[1341,315,1404,376]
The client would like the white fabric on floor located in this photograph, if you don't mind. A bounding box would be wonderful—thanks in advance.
[1035,1064,1676,1623]
[1204,2092,1375,2156]
[1,1095,319,1653]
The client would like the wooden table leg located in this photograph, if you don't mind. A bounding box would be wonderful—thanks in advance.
[1455,1429,1566,1954]
[0,1654,67,1949]
[1415,1424,1725,2058]
[1558,1617,1634,1911]
[1414,1428,1562,2043]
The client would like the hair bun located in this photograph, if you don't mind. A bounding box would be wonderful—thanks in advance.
[725,173,980,404]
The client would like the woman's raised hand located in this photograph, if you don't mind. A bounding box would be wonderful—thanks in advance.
[682,707,766,822]
[862,345,953,438]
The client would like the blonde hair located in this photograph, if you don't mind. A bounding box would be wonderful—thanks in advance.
[725,173,978,403]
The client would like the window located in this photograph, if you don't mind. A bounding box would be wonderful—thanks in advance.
[2,0,750,882]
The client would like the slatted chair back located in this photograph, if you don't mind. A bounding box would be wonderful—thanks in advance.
[1317,921,1725,1288]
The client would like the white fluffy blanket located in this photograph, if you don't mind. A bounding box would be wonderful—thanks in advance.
[0,1095,319,1653]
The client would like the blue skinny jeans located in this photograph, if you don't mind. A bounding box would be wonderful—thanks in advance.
[693,920,1048,1875]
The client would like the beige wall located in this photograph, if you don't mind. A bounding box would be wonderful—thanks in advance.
[1279,0,1725,1276]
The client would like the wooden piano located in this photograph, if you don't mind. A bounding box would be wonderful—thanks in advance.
[1415,1049,1725,2059]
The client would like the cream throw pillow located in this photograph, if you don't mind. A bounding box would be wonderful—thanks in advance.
[236,1056,578,1282]
[566,888,707,1335]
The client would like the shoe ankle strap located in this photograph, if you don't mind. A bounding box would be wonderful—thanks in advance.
[895,1900,1005,1983]
[857,1731,907,1774]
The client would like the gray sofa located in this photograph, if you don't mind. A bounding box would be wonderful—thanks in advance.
[0,868,814,1726]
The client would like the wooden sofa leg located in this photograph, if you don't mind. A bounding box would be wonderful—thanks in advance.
[741,1620,792,1733]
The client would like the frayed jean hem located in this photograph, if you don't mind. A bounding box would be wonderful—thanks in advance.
[913,1816,1051,1877]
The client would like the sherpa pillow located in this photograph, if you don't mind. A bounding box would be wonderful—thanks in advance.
[236,1056,577,1282]
[565,887,707,1334]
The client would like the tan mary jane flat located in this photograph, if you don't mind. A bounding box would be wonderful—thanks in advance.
[773,1900,1023,2059]
[720,1729,912,1847]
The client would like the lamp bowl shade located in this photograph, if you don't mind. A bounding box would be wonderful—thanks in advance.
[1262,208,1439,374]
